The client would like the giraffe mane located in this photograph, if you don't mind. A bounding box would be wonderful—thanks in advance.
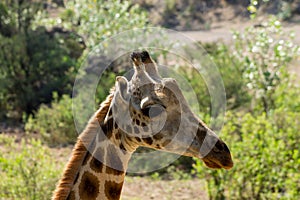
[52,88,115,200]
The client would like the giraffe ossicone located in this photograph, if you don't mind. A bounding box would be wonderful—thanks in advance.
[52,51,233,200]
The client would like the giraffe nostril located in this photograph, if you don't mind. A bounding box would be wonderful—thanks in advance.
[213,141,224,153]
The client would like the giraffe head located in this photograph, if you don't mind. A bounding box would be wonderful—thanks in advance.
[112,51,233,169]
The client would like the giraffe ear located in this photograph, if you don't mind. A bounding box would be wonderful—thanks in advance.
[116,76,129,102]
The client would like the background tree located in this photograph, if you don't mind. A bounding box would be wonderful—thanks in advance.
[0,1,83,120]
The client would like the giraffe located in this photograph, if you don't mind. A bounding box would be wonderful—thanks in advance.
[52,51,233,200]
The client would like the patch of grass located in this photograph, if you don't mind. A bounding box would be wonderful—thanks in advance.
[0,134,64,200]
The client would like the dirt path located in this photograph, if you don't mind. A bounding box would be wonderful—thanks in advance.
[177,21,300,44]
[122,177,208,200]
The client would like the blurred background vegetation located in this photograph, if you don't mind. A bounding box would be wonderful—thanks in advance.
[0,0,300,199]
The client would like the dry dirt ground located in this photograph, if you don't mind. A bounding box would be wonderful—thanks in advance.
[122,177,208,200]
[173,16,300,44]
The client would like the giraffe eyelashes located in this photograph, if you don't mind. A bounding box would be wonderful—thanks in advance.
[141,104,166,118]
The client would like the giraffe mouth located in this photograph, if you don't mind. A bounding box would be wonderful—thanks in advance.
[202,157,233,169]
[203,159,223,169]
[184,146,232,169]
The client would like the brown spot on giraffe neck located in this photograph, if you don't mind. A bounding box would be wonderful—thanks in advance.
[104,180,124,200]
[153,133,163,140]
[119,143,126,152]
[82,134,97,166]
[105,164,124,178]
[115,132,121,140]
[101,117,114,139]
[143,137,153,145]
[135,137,142,143]
[79,171,100,200]
[136,119,141,126]
[90,148,104,173]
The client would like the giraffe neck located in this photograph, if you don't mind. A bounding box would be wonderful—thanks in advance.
[52,91,137,200]
[67,111,133,200]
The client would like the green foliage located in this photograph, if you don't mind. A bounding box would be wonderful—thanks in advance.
[204,43,250,110]
[178,42,249,115]
[273,77,300,112]
[38,0,148,50]
[0,0,45,36]
[0,135,63,200]
[277,1,293,20]
[193,16,300,200]
[0,1,82,120]
[25,93,77,146]
[163,162,194,180]
[176,66,210,115]
[232,16,300,113]
[25,69,119,146]
[96,71,117,104]
[194,106,300,199]
[248,0,268,18]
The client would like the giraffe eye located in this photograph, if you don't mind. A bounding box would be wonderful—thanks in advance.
[142,104,165,118]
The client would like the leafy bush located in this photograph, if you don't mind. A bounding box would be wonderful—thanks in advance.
[0,1,82,120]
[204,43,250,110]
[232,16,299,113]
[0,135,63,199]
[25,93,77,146]
[193,107,300,199]
[178,42,249,115]
[25,68,120,146]
[273,75,300,112]
[96,71,117,104]
[193,16,300,200]
[38,0,148,50]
